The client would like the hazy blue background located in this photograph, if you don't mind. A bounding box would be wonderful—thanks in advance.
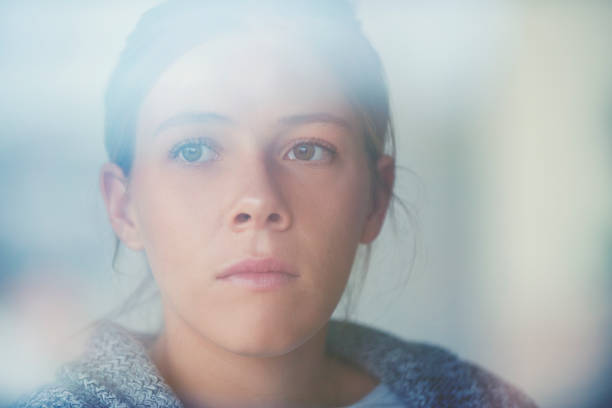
[1,1,611,407]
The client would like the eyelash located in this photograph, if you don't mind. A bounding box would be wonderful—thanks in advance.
[285,138,337,161]
[167,137,337,164]
[168,137,219,163]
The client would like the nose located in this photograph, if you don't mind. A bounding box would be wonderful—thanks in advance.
[228,160,292,233]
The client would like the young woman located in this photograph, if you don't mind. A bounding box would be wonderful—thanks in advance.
[19,1,537,407]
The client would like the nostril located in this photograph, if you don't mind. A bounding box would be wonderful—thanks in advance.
[268,213,280,223]
[235,213,251,223]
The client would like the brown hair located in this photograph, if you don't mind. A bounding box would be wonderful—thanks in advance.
[105,0,402,320]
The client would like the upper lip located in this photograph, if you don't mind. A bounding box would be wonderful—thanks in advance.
[215,257,298,279]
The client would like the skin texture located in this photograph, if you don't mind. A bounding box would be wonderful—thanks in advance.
[100,28,394,408]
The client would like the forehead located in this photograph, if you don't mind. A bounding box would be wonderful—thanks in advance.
[137,28,356,137]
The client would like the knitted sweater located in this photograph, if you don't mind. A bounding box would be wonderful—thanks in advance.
[17,320,538,407]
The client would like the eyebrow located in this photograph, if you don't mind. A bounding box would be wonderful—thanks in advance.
[153,111,352,137]
[278,113,352,130]
[154,112,233,137]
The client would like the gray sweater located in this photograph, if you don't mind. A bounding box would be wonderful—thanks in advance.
[17,320,537,407]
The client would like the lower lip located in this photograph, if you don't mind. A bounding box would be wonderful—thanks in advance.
[219,272,297,290]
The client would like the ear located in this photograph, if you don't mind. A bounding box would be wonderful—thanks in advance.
[99,162,144,251]
[360,155,395,244]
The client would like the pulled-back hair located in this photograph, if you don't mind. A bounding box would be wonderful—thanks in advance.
[105,0,395,177]
[105,0,403,320]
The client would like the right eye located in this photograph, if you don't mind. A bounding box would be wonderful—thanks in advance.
[170,139,219,164]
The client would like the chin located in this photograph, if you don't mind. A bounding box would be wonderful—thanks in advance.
[205,310,322,358]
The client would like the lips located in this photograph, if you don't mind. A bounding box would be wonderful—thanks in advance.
[215,258,299,289]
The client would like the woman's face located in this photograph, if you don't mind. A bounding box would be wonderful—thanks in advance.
[114,29,390,356]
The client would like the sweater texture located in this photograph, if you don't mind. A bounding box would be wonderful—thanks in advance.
[16,320,538,407]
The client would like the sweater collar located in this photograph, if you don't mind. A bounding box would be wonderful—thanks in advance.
[58,319,468,407]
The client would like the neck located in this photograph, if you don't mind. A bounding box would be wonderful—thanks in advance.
[149,312,368,408]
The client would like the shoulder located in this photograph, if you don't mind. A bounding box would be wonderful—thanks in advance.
[14,321,181,408]
[327,320,538,408]
[14,383,88,408]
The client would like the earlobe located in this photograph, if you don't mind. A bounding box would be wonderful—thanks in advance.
[99,162,144,251]
[360,155,395,244]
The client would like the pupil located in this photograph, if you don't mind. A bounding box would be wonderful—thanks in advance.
[182,145,202,162]
[295,144,314,160]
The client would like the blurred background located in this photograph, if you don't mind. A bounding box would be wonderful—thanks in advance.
[1,0,611,406]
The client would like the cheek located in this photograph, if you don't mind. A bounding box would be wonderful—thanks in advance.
[287,160,372,289]
[125,152,372,355]
[129,164,225,284]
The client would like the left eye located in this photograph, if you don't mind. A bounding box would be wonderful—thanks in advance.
[286,142,334,162]
[171,141,218,164]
